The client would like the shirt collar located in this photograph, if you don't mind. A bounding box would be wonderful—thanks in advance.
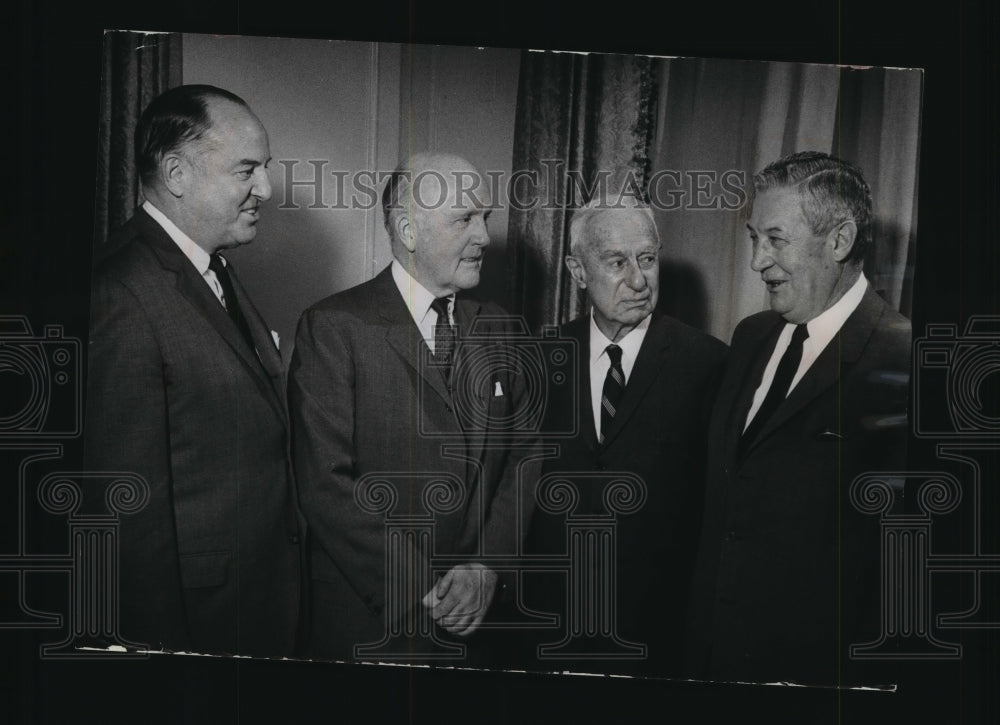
[801,273,868,346]
[143,200,214,275]
[589,311,651,365]
[391,258,449,325]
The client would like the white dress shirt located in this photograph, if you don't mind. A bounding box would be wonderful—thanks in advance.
[143,200,227,307]
[588,312,651,438]
[391,259,454,352]
[743,273,869,431]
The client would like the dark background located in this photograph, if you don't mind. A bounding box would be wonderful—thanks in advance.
[4,1,997,722]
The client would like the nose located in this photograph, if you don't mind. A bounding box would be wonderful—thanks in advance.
[626,259,647,290]
[470,214,490,246]
[750,238,773,273]
[253,167,273,202]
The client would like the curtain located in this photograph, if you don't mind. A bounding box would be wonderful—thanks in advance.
[507,54,923,343]
[833,67,923,317]
[94,31,181,256]
[507,51,659,332]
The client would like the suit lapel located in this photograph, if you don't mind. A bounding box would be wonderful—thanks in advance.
[228,268,282,378]
[599,314,670,448]
[453,298,487,460]
[227,265,286,416]
[743,287,885,455]
[724,316,785,464]
[138,210,284,417]
[376,267,452,405]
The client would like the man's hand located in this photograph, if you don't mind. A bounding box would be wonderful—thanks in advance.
[421,563,498,636]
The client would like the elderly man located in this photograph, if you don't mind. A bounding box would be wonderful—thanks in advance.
[521,196,726,676]
[685,151,911,686]
[289,152,524,662]
[84,85,302,657]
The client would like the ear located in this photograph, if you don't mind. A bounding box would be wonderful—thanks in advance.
[564,255,587,290]
[829,219,858,262]
[160,153,187,198]
[397,212,417,253]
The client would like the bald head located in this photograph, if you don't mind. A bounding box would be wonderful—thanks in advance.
[382,152,493,297]
[383,153,486,245]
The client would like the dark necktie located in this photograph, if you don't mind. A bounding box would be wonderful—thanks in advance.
[208,253,256,353]
[739,323,809,458]
[430,296,456,380]
[600,344,625,443]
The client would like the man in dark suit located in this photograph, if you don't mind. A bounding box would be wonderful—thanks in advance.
[521,197,726,676]
[288,152,525,663]
[85,85,302,657]
[685,151,911,687]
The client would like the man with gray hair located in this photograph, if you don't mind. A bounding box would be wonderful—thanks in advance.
[685,151,911,686]
[522,193,726,676]
[289,152,524,662]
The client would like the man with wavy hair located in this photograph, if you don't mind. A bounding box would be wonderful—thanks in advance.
[685,151,911,686]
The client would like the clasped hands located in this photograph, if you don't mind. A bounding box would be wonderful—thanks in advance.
[421,563,497,636]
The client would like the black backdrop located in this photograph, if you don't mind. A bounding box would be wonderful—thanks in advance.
[4,1,997,722]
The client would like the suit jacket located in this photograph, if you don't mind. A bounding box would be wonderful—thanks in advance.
[84,208,302,657]
[685,285,911,686]
[288,266,526,661]
[522,312,727,675]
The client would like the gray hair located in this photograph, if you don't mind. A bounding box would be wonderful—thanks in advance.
[749,151,874,262]
[568,194,659,256]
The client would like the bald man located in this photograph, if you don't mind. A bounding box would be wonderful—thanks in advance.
[289,153,524,662]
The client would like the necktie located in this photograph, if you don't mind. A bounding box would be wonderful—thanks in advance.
[208,254,257,353]
[739,323,809,458]
[600,344,625,443]
[430,296,456,380]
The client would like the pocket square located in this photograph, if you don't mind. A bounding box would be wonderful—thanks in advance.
[818,428,845,440]
[494,381,504,397]
[271,330,280,350]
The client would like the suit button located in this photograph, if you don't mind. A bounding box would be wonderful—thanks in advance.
[289,534,300,545]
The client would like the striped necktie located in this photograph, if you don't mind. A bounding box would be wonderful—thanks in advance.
[430,296,456,380]
[600,343,625,443]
